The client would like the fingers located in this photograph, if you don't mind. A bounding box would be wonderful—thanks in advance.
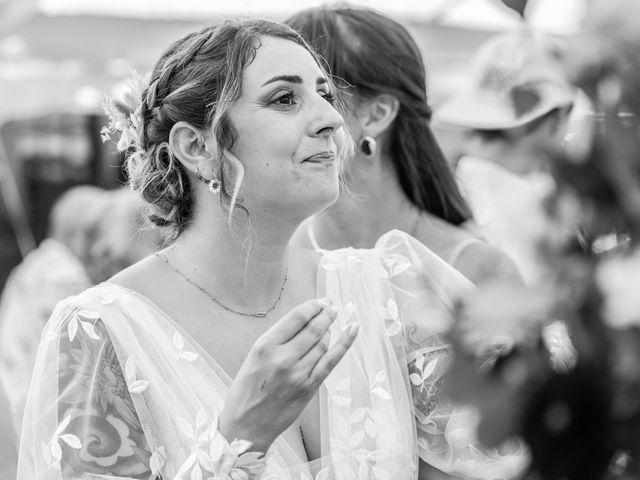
[263,298,330,344]
[297,330,331,373]
[288,303,338,359]
[309,324,360,385]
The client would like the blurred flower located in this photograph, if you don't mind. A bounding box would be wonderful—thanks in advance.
[595,248,640,329]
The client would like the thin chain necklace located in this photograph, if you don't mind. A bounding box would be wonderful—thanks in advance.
[155,252,288,318]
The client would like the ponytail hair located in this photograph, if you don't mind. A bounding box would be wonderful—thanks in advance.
[286,5,471,224]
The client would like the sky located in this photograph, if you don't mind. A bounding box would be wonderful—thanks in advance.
[37,0,587,34]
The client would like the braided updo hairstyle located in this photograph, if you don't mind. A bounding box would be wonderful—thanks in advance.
[122,19,327,239]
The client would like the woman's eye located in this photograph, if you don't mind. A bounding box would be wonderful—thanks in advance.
[273,92,296,106]
[322,91,337,104]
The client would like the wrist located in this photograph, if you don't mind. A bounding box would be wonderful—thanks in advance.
[218,409,273,454]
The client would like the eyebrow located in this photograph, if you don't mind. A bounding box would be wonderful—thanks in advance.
[261,75,329,87]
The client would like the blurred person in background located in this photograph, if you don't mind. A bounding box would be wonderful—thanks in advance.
[0,185,163,432]
[434,30,575,283]
[286,6,528,480]
[286,5,522,287]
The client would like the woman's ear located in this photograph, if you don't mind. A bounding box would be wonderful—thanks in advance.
[168,121,216,173]
[359,94,400,138]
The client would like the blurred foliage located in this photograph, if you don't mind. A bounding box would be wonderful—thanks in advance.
[445,1,640,479]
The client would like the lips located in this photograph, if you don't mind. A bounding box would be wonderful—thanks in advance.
[303,151,336,163]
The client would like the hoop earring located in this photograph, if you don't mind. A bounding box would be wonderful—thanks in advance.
[195,167,221,194]
[359,135,377,158]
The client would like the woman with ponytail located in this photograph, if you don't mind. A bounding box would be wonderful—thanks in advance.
[287,6,521,286]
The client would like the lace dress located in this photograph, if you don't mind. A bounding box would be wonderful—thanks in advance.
[17,231,528,479]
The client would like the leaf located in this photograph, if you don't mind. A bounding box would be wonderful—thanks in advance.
[335,378,350,392]
[374,371,387,384]
[54,415,72,436]
[332,395,352,406]
[371,466,392,480]
[59,434,82,449]
[125,358,135,381]
[422,359,438,380]
[68,317,78,342]
[409,373,423,386]
[181,351,199,362]
[196,409,208,432]
[371,388,391,400]
[386,298,399,320]
[364,417,376,438]
[391,263,411,277]
[173,332,185,351]
[176,417,194,439]
[350,408,366,423]
[81,321,100,340]
[129,380,150,394]
[191,464,203,480]
[150,447,167,475]
[77,309,100,321]
[41,441,52,464]
[385,320,402,337]
[196,450,215,472]
[349,430,365,448]
[50,440,62,461]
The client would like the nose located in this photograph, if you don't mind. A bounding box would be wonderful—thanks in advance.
[310,98,344,138]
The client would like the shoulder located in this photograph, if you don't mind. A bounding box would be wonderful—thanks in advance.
[453,241,523,286]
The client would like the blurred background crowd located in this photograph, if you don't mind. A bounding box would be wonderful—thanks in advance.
[2,0,640,479]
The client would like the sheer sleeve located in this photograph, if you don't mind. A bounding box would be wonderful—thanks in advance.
[375,231,530,480]
[18,292,268,480]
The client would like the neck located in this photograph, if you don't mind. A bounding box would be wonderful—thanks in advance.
[165,203,294,313]
[314,155,420,249]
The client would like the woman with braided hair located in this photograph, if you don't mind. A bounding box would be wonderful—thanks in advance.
[18,17,525,480]
[287,6,522,287]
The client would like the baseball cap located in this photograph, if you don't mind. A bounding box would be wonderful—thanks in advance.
[435,30,575,130]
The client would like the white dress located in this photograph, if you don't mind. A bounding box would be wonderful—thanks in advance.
[17,231,528,479]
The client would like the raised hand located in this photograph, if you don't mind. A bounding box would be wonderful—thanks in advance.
[218,298,359,453]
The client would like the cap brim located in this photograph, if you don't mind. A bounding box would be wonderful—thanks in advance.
[434,87,574,130]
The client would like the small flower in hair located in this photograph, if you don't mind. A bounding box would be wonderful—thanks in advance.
[101,71,149,152]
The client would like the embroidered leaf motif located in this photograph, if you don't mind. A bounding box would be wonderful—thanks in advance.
[371,387,391,400]
[81,321,100,340]
[351,408,366,423]
[68,316,79,342]
[76,309,100,321]
[387,299,399,320]
[173,332,185,351]
[176,417,195,439]
[54,415,72,436]
[409,373,423,386]
[50,440,62,461]
[150,446,167,476]
[371,466,392,480]
[422,359,438,379]
[181,351,199,362]
[374,371,387,384]
[332,395,352,406]
[349,430,365,448]
[59,434,82,449]
[364,417,376,438]
[335,378,350,392]
[129,380,150,394]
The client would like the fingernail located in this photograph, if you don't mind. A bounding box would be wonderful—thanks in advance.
[347,324,360,336]
[318,297,331,309]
